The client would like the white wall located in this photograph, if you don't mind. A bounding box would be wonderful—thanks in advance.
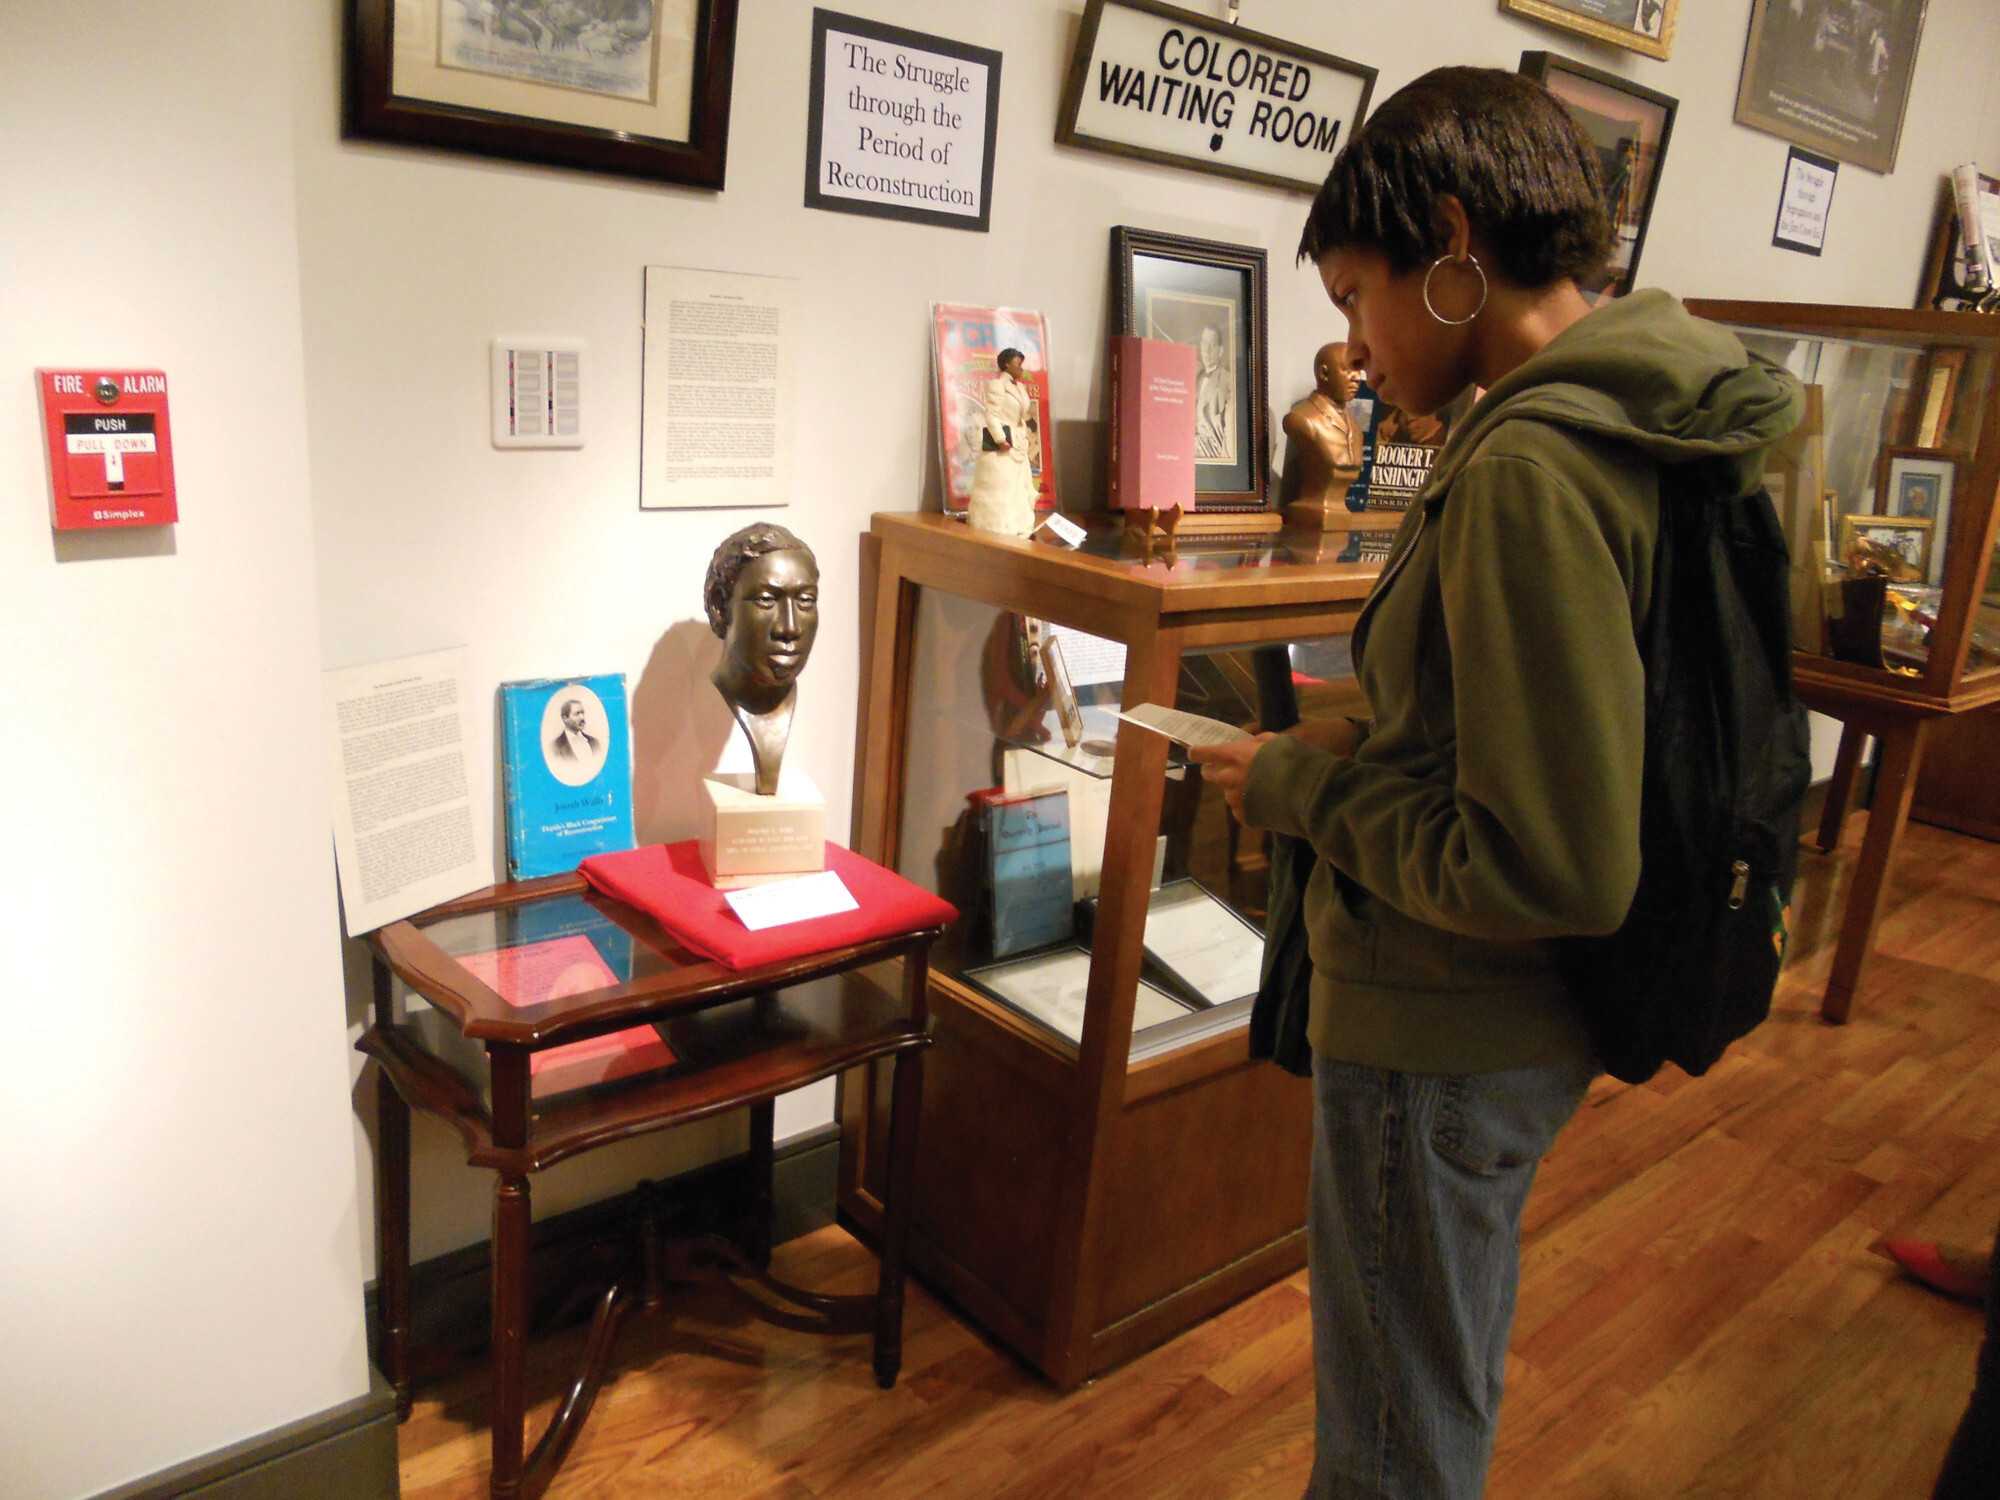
[296,0,2000,1274]
[0,6,369,1498]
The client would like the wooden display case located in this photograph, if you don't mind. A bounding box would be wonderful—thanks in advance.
[1687,301,2000,1020]
[840,513,1381,1388]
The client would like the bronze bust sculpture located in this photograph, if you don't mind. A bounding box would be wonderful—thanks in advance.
[704,523,819,796]
[1282,341,1366,527]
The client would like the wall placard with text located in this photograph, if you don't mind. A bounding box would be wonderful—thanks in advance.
[804,9,1001,232]
[1057,0,1376,194]
[1773,146,1838,256]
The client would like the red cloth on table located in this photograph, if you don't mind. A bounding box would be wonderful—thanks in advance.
[579,840,956,972]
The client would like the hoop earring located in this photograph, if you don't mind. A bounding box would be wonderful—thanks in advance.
[1423,252,1489,326]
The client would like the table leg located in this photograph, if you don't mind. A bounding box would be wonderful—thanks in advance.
[873,1046,923,1390]
[375,1070,413,1421]
[490,1173,532,1500]
[1822,720,1928,1025]
[1817,721,1868,853]
[748,1099,775,1271]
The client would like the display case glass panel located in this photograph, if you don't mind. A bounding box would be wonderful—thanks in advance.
[894,582,1357,1063]
[1717,317,2000,687]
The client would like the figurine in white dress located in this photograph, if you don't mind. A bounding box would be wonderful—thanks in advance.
[966,348,1040,536]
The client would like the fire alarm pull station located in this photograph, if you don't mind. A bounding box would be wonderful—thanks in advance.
[37,368,178,531]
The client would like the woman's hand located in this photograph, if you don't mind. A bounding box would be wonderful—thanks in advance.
[1286,716,1367,757]
[1188,732,1275,824]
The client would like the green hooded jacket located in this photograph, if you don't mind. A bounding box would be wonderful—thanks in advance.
[1243,290,1803,1075]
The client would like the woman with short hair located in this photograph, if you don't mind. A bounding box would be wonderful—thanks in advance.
[1193,67,1801,1498]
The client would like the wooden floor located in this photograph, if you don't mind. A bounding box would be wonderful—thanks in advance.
[398,816,2000,1498]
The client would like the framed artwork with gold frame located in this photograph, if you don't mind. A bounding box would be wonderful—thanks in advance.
[1839,512,1934,583]
[1501,0,1674,61]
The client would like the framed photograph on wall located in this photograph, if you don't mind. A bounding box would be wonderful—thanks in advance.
[1733,0,1929,175]
[1876,446,1957,585]
[1501,0,1675,61]
[1519,53,1676,304]
[1111,227,1269,510]
[344,0,739,188]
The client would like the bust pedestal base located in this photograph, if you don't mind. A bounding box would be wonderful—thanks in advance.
[699,770,826,888]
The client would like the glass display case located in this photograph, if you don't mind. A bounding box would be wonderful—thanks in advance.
[1688,300,2000,697]
[1688,301,2000,1021]
[842,512,1379,1388]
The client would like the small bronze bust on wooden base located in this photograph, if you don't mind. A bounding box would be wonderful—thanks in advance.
[705,523,819,795]
[1281,342,1365,531]
[700,524,826,885]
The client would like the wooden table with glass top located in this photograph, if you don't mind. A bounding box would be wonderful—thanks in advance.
[357,871,941,1500]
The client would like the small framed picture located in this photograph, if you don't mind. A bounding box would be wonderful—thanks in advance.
[1518,53,1676,304]
[1875,447,1957,586]
[1111,227,1270,511]
[1501,0,1675,61]
[1915,349,1968,447]
[1839,512,1934,584]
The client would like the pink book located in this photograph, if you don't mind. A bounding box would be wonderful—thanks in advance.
[1108,335,1196,511]
[458,935,676,1099]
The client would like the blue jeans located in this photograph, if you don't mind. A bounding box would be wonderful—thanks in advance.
[1306,1054,1594,1499]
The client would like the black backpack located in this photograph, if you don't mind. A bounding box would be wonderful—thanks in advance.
[1557,463,1813,1084]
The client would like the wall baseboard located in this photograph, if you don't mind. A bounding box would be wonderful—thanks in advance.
[94,1130,838,1500]
[90,1370,399,1500]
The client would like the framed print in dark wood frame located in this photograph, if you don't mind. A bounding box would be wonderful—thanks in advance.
[1057,0,1377,195]
[1520,52,1676,305]
[1501,0,1676,61]
[1734,0,1929,175]
[1111,227,1269,511]
[344,0,738,188]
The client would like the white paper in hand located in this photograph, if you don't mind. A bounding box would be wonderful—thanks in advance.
[724,870,859,931]
[1115,702,1252,748]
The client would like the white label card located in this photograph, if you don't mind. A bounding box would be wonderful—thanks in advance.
[725,870,859,931]
[1038,512,1087,547]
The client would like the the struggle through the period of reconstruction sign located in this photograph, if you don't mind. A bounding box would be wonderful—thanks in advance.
[805,8,1001,233]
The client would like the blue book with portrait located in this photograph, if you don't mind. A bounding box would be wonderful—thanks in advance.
[500,674,636,880]
[986,787,1074,959]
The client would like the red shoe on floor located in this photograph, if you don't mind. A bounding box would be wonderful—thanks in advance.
[1872,1238,1992,1305]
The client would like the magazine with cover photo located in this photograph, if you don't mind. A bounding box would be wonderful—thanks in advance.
[932,302,1060,516]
